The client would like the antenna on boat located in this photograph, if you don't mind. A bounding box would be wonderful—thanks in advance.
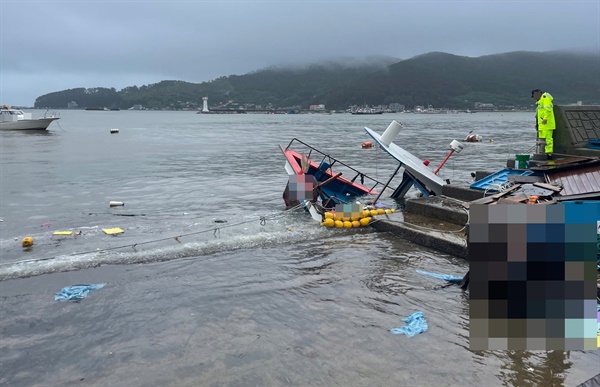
[433,140,464,174]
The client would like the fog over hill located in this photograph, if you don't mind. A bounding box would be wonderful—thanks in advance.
[34,50,600,111]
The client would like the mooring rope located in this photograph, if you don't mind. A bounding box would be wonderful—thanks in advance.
[1,202,307,267]
[368,205,470,234]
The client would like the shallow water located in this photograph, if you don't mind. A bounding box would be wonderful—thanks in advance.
[1,110,534,278]
[2,233,598,386]
[1,111,598,386]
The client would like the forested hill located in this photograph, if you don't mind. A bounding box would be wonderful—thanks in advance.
[34,50,599,110]
[323,50,600,109]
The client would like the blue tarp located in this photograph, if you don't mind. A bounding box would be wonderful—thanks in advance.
[416,270,463,284]
[390,311,428,337]
[470,168,536,191]
[54,283,106,302]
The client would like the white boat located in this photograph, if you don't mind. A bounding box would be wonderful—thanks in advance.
[0,105,60,130]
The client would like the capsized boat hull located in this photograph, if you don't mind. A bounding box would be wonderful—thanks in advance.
[284,149,378,201]
[364,126,446,195]
[280,140,384,214]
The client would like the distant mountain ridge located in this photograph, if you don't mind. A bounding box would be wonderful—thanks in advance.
[334,50,599,108]
[34,50,600,110]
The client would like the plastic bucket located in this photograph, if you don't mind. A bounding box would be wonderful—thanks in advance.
[515,154,530,169]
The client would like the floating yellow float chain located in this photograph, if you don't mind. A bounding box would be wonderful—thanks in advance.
[320,207,396,228]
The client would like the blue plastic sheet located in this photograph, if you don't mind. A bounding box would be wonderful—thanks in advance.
[390,311,428,337]
[416,270,463,284]
[54,284,106,302]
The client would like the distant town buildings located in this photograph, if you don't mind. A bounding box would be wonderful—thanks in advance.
[65,97,528,113]
[388,103,405,112]
[474,102,496,111]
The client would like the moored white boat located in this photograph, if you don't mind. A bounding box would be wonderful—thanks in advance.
[0,105,60,130]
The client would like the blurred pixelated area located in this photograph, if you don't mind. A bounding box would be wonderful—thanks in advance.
[288,175,317,201]
[335,203,364,220]
[468,202,600,351]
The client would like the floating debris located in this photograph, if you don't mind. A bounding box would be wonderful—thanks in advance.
[53,231,73,236]
[21,237,34,247]
[390,311,428,337]
[102,228,124,235]
[55,284,106,302]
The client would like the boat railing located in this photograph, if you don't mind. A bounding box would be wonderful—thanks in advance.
[43,109,60,119]
[284,138,387,193]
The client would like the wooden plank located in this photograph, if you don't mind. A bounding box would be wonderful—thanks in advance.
[491,184,521,199]
[463,195,496,209]
[532,182,562,192]
[496,193,529,204]
[537,198,557,205]
[463,184,522,208]
[507,175,545,183]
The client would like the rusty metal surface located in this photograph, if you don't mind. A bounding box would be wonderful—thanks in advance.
[546,163,600,197]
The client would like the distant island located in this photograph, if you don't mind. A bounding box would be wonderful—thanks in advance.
[34,50,600,112]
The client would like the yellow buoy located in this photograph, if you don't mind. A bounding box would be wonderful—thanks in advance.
[22,237,34,247]
[362,210,370,218]
[360,217,371,226]
[334,220,344,228]
[324,212,334,220]
[322,218,335,227]
[343,221,353,228]
[390,208,396,213]
[369,209,378,217]
[385,209,392,214]
[377,208,385,215]
[351,220,360,228]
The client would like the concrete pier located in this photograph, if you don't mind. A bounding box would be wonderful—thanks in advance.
[370,195,470,259]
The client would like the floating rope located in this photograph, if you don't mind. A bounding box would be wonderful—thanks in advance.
[1,202,308,267]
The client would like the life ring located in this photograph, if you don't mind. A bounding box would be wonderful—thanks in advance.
[361,141,373,149]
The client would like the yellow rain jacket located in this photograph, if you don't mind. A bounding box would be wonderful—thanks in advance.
[536,92,555,131]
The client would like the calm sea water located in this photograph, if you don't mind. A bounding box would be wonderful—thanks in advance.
[1,110,598,386]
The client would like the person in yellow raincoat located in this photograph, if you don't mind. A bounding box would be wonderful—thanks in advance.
[531,89,556,157]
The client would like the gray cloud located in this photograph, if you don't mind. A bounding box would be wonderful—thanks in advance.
[2,0,598,106]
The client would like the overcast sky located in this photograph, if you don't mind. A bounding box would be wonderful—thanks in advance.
[2,0,599,106]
